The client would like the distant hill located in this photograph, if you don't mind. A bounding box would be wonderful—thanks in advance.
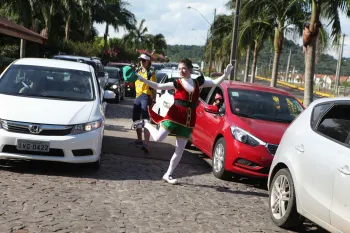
[166,42,350,76]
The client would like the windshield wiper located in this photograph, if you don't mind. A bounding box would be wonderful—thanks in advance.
[39,95,88,101]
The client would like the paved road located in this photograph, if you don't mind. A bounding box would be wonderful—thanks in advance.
[0,97,326,233]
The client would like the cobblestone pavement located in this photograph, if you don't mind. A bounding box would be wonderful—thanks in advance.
[0,97,326,233]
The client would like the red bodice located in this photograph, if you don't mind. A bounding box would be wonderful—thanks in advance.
[149,79,200,128]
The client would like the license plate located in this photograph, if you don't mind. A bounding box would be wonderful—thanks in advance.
[16,140,50,152]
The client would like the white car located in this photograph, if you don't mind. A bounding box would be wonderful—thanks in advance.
[0,58,115,168]
[152,68,203,117]
[267,97,350,232]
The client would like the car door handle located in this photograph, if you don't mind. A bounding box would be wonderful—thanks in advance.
[295,144,304,153]
[338,165,350,175]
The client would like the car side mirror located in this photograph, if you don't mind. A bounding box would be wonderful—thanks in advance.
[205,105,219,114]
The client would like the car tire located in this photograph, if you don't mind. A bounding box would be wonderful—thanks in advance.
[269,168,305,229]
[212,138,233,180]
[88,157,101,170]
[114,93,120,103]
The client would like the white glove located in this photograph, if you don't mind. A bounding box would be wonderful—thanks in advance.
[224,64,233,77]
[136,73,144,82]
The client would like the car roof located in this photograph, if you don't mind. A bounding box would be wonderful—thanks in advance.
[104,66,120,71]
[53,55,101,63]
[12,58,91,72]
[107,62,130,65]
[222,81,296,97]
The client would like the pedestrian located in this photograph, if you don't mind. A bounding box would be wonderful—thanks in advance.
[131,53,157,153]
[131,58,233,184]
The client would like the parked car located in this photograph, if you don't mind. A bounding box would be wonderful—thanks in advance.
[267,97,350,232]
[107,62,135,97]
[0,58,115,168]
[52,55,108,90]
[191,82,305,179]
[104,66,125,103]
[152,68,203,117]
[151,63,164,72]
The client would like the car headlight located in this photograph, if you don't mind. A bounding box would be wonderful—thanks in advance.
[230,126,266,147]
[163,101,172,108]
[112,85,117,89]
[71,119,103,135]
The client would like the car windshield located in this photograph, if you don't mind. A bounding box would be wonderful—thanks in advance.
[228,88,304,123]
[105,69,120,79]
[0,64,95,101]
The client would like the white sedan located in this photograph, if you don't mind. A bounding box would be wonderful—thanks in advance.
[268,97,350,232]
[0,58,115,168]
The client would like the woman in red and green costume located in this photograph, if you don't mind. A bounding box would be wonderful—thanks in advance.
[132,58,233,184]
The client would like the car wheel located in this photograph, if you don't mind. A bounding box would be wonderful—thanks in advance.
[185,141,192,149]
[269,168,304,228]
[114,93,120,103]
[88,157,101,170]
[212,138,232,180]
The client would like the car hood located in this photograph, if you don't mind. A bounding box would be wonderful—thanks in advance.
[231,115,290,145]
[0,94,95,125]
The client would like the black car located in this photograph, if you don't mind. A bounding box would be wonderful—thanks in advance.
[104,66,125,103]
[52,55,108,90]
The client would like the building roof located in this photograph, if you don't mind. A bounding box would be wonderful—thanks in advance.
[0,17,47,44]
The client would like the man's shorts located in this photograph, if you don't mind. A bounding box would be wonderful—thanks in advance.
[132,94,150,121]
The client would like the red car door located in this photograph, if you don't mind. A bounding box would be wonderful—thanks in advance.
[199,100,225,157]
[192,101,209,153]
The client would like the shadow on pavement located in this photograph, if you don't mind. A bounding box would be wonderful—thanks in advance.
[0,135,211,181]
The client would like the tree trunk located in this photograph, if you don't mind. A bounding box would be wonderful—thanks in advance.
[270,26,284,87]
[271,52,281,87]
[244,44,251,82]
[303,0,320,107]
[104,23,109,50]
[250,42,258,83]
[65,15,71,41]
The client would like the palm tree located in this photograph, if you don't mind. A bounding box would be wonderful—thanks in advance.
[149,34,167,54]
[93,0,136,49]
[303,0,350,107]
[62,0,84,41]
[123,19,148,49]
[208,14,233,73]
[242,0,306,87]
[1,0,37,30]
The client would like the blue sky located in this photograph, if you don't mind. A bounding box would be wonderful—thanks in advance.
[94,0,350,58]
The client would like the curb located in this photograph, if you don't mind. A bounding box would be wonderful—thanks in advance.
[255,76,334,98]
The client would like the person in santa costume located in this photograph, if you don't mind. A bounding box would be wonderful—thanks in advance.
[131,58,233,184]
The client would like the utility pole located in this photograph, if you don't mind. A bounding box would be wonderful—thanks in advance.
[208,8,216,77]
[285,49,291,82]
[334,33,345,96]
[229,0,241,81]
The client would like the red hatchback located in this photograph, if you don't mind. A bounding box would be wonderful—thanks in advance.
[192,81,305,179]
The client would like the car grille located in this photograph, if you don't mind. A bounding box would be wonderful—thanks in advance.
[2,145,64,157]
[1,120,73,136]
[266,144,278,155]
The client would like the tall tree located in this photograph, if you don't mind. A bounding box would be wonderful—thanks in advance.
[242,0,306,87]
[303,0,350,106]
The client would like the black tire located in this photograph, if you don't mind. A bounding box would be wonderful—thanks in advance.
[269,168,305,229]
[185,141,192,149]
[88,157,101,170]
[212,138,233,180]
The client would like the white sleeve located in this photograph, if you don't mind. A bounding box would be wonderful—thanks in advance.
[200,74,226,88]
[140,76,175,90]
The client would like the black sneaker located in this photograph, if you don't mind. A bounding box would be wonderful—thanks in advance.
[129,140,144,147]
[141,144,149,154]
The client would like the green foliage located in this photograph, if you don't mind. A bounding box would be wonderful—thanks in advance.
[166,45,204,63]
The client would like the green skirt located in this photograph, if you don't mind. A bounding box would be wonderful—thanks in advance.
[161,120,192,139]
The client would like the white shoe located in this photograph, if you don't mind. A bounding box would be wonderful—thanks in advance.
[162,174,177,184]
